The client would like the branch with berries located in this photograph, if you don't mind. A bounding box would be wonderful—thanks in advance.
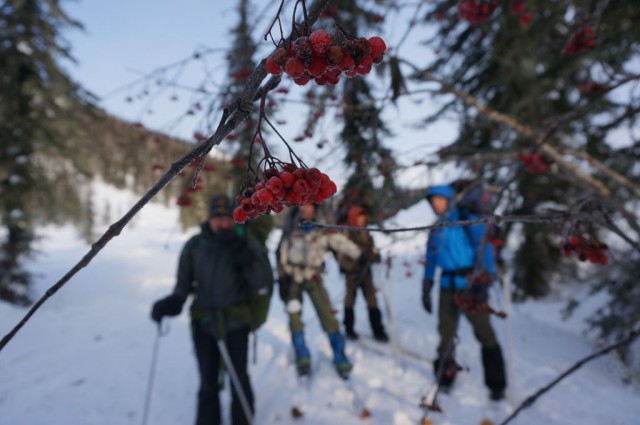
[265,0,387,86]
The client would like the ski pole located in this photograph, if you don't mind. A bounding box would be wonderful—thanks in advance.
[500,270,517,407]
[141,321,169,425]
[375,263,400,366]
[217,338,254,425]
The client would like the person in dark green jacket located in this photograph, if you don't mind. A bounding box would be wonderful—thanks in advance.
[151,194,273,425]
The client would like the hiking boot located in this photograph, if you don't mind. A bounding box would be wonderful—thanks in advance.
[489,389,505,401]
[345,328,360,341]
[369,307,389,343]
[328,332,353,378]
[296,358,311,377]
[292,331,311,373]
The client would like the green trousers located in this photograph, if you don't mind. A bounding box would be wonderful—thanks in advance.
[287,278,339,334]
[344,267,378,309]
[437,288,498,358]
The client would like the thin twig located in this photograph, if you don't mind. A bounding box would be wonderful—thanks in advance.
[499,328,640,425]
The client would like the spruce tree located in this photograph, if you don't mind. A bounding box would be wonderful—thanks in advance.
[0,0,90,304]
[415,0,640,298]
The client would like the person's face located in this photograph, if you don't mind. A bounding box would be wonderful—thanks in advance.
[429,195,449,215]
[299,204,316,221]
[355,214,368,227]
[209,216,234,232]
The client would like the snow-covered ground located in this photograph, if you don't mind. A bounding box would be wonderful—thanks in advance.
[1,182,639,425]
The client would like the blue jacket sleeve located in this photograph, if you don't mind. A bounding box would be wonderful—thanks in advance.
[466,219,497,276]
[423,229,439,280]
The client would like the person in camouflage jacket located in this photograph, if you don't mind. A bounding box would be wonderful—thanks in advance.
[277,204,361,377]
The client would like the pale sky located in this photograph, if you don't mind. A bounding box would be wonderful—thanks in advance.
[61,0,460,189]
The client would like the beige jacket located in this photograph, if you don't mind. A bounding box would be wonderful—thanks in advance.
[280,229,361,283]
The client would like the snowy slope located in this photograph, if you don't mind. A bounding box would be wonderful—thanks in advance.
[1,183,639,425]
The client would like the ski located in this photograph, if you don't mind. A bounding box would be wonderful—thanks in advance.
[354,334,433,366]
[338,372,372,419]
[290,372,311,419]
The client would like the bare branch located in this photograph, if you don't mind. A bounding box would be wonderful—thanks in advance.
[499,328,640,425]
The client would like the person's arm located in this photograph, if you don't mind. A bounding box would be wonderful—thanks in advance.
[173,236,199,300]
[467,220,497,276]
[241,236,274,290]
[327,232,361,260]
[423,229,439,281]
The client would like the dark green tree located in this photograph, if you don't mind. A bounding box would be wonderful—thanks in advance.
[411,0,640,298]
[0,0,92,304]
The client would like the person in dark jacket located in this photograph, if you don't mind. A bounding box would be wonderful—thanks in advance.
[338,205,388,342]
[422,184,506,401]
[151,194,273,425]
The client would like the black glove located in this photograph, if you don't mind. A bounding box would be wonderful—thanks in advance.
[151,293,184,323]
[278,274,293,303]
[422,278,434,314]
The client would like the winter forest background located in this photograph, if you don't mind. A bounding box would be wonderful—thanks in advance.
[1,0,640,424]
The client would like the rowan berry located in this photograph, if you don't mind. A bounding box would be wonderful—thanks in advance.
[369,36,387,58]
[233,207,248,224]
[285,57,306,79]
[309,29,332,56]
[266,56,283,75]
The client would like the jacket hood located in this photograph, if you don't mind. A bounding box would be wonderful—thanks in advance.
[425,185,456,202]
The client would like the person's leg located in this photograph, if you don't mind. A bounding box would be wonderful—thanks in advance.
[361,269,388,342]
[343,273,358,340]
[226,327,254,425]
[191,321,222,425]
[435,288,461,387]
[287,282,310,372]
[305,279,340,334]
[305,279,351,374]
[465,311,506,398]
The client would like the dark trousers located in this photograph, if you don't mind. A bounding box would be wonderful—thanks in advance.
[192,323,254,425]
[437,288,506,392]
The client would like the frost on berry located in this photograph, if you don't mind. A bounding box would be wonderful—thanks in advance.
[310,29,332,56]
[266,56,283,75]
[267,28,386,85]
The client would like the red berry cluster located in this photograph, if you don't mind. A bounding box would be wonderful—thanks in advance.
[265,30,387,86]
[561,25,596,56]
[519,153,553,174]
[579,81,609,95]
[510,0,532,26]
[457,0,497,24]
[233,165,338,223]
[562,235,609,265]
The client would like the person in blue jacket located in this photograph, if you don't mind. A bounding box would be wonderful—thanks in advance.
[422,184,506,401]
